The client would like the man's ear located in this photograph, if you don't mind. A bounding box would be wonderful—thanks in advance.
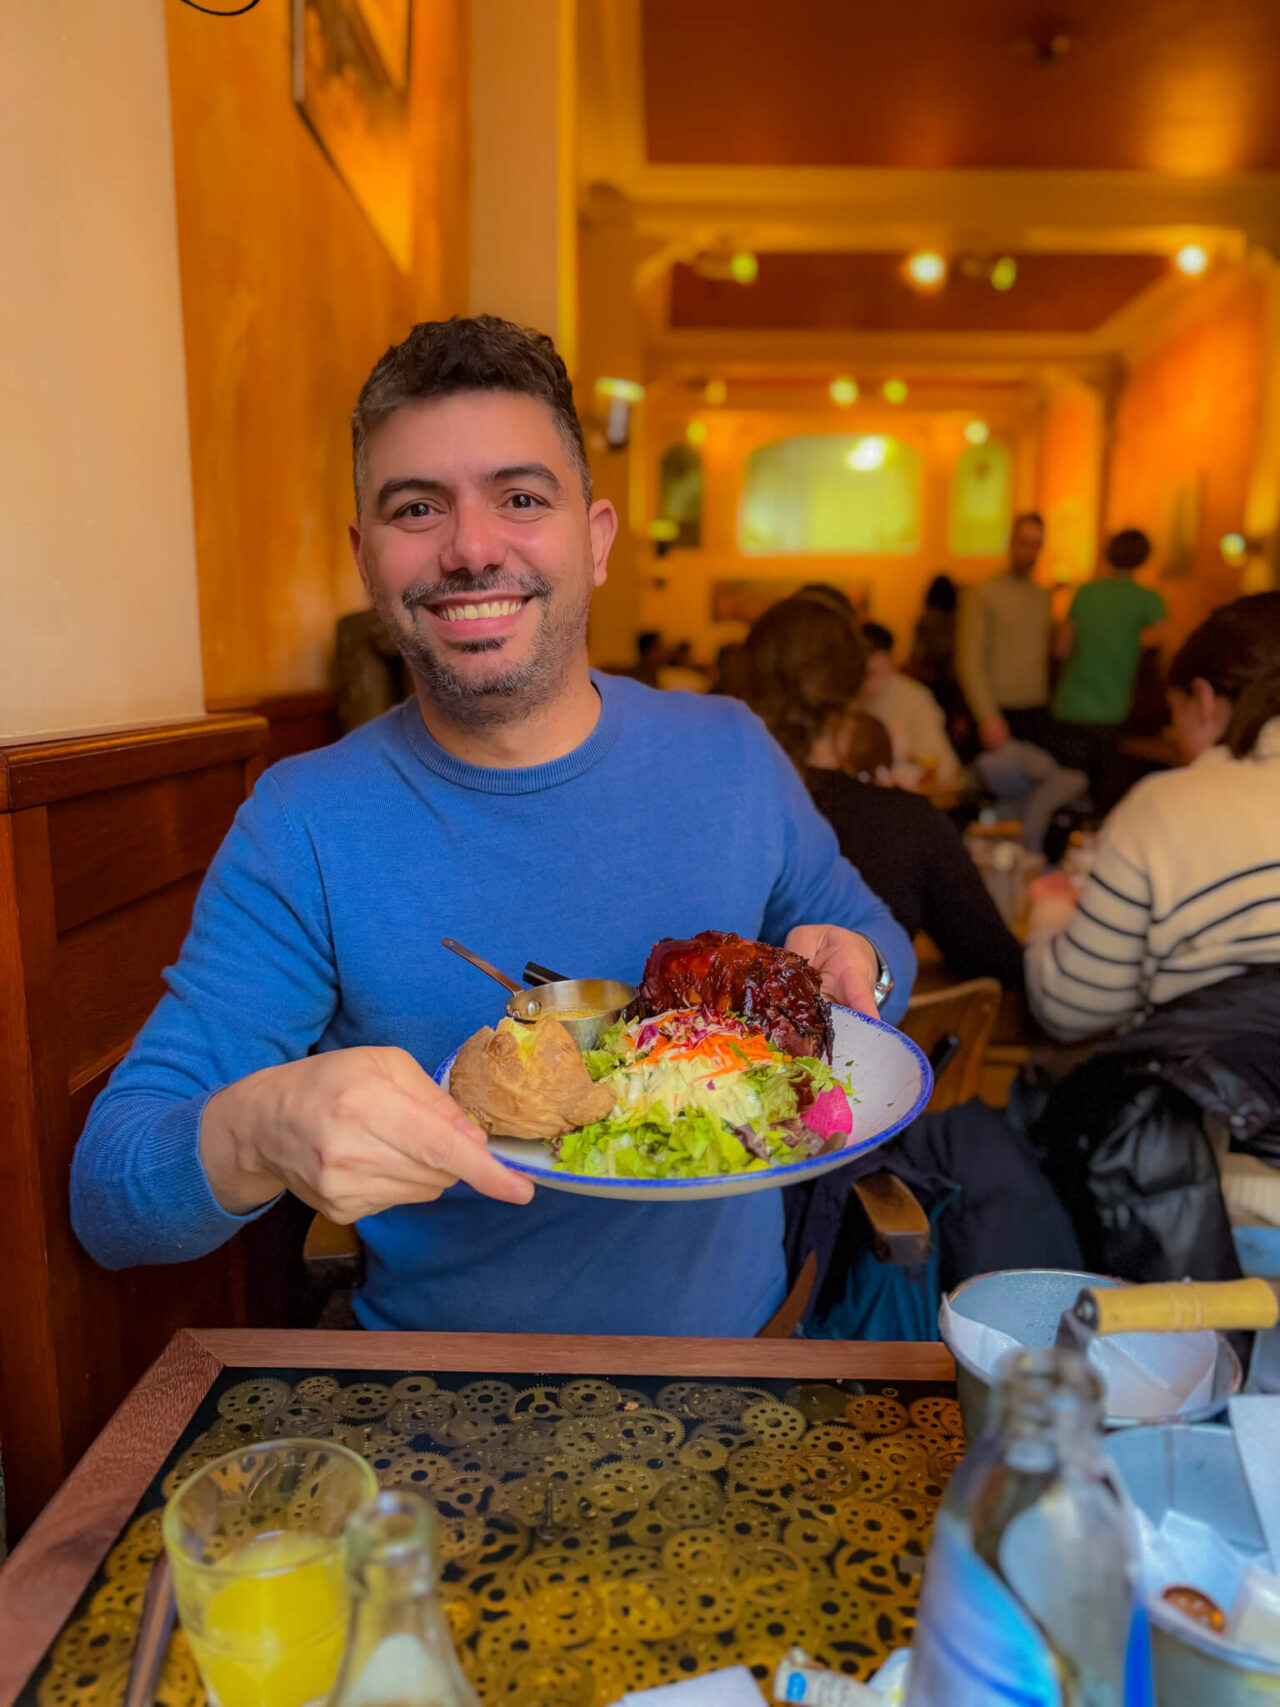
[588,499,618,587]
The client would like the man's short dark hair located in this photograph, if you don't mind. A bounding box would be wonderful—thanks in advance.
[1012,511,1045,532]
[1105,528,1151,572]
[861,621,895,655]
[351,315,591,511]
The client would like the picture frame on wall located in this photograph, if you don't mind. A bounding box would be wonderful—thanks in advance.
[710,579,872,625]
[292,0,413,270]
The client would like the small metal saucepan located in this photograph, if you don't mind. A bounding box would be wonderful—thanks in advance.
[504,979,640,1050]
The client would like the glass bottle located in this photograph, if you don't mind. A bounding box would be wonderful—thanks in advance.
[905,1346,1153,1707]
[329,1488,480,1707]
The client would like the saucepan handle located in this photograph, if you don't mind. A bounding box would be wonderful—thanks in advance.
[1082,1278,1280,1338]
[524,961,568,986]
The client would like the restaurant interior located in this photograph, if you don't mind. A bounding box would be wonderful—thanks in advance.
[3,0,1280,1702]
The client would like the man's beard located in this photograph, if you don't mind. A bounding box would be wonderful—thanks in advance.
[370,567,593,730]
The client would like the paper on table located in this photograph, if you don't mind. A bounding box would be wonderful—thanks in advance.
[940,1295,1218,1419]
[617,1666,765,1707]
[1229,1396,1280,1565]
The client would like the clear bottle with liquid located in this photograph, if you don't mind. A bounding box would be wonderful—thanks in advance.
[905,1346,1153,1707]
[329,1488,480,1707]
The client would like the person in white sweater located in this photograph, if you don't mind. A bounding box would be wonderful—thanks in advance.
[859,621,963,786]
[1026,593,1280,1042]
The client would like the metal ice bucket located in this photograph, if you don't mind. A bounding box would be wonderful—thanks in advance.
[1108,1424,1280,1706]
[942,1269,1242,1440]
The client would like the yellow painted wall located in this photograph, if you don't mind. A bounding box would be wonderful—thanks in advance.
[1038,377,1105,585]
[1106,266,1266,644]
[632,389,1039,664]
[167,0,469,703]
[1,0,205,742]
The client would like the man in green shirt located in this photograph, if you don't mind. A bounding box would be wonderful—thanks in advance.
[1051,528,1166,808]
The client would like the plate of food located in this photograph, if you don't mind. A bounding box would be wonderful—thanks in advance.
[435,931,932,1203]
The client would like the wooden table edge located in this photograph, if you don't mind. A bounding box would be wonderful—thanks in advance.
[0,1329,953,1701]
[0,1329,225,1700]
[187,1329,955,1381]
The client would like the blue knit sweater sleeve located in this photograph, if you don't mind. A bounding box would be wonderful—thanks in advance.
[751,717,915,1021]
[71,770,340,1269]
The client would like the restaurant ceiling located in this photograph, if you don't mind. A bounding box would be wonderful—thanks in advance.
[641,0,1280,173]
[669,253,1170,334]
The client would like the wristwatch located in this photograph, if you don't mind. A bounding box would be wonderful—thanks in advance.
[864,937,894,1010]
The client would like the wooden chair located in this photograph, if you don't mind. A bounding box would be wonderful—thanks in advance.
[850,978,1003,1264]
[302,1212,363,1290]
[899,978,1003,1113]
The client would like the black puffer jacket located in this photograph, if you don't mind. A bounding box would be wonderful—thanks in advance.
[1030,965,1280,1283]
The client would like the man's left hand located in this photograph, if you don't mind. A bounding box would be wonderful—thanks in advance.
[786,924,880,1018]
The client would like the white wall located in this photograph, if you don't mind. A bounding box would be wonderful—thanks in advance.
[0,0,205,742]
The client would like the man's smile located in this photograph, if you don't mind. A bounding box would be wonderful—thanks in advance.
[418,591,537,641]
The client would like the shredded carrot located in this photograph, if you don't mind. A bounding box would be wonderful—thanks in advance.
[643,1031,781,1071]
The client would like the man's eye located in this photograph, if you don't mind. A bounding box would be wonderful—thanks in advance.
[506,492,544,510]
[399,501,434,519]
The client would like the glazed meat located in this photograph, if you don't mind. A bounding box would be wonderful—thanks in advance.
[640,931,833,1061]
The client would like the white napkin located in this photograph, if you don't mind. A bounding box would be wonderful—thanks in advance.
[941,1294,1218,1419]
[1133,1506,1280,1661]
[618,1667,765,1707]
[1133,1507,1258,1610]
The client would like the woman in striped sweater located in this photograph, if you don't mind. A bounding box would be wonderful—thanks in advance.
[1026,593,1280,1041]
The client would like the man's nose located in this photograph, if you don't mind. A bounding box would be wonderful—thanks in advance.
[438,497,506,576]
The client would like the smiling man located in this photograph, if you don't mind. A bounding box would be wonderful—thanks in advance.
[71,316,914,1337]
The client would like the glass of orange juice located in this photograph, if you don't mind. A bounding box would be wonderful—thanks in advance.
[163,1437,378,1707]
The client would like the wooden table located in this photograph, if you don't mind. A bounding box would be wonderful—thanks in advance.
[0,1329,954,1704]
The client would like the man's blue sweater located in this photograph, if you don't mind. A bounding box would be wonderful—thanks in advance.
[71,675,914,1337]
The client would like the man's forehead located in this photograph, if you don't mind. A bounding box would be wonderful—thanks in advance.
[366,390,570,476]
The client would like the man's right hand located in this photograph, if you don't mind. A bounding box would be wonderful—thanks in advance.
[199,1046,534,1220]
[979,714,1011,751]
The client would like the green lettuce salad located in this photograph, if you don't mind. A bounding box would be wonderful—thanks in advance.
[550,1008,855,1179]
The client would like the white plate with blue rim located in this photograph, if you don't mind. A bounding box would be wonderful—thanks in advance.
[433,1004,932,1204]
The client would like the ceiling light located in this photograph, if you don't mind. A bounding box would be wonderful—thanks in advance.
[1220,532,1247,561]
[704,379,728,406]
[686,419,708,447]
[905,250,947,290]
[847,436,889,472]
[729,250,759,285]
[1175,243,1210,277]
[964,419,990,445]
[990,256,1018,291]
[882,378,909,405]
[594,376,645,403]
[830,376,858,406]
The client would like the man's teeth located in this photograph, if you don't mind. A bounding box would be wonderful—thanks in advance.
[438,599,525,622]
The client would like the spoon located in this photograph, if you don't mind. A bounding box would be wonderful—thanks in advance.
[440,937,523,996]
